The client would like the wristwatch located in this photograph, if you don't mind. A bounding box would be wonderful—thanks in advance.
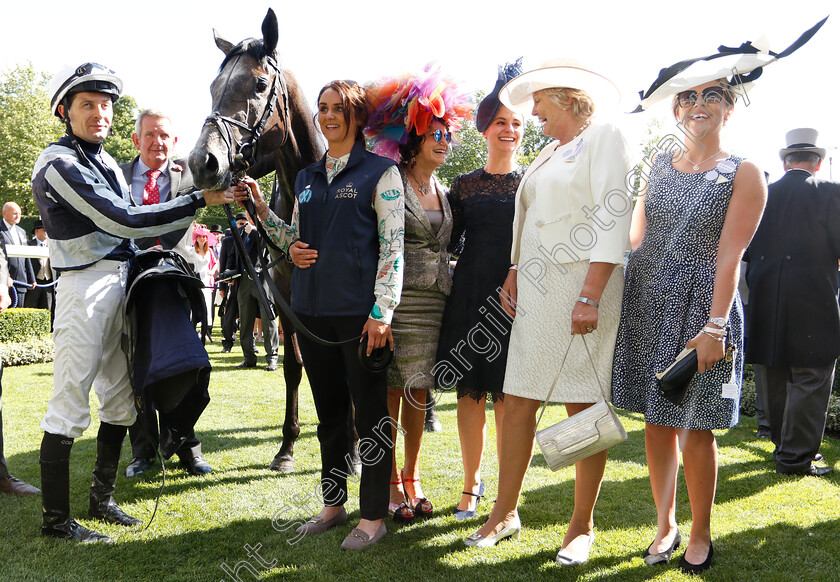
[707,316,727,328]
[577,296,600,308]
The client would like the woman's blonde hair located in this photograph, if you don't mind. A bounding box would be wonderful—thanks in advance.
[543,87,595,120]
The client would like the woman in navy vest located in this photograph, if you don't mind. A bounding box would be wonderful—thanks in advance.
[232,80,405,550]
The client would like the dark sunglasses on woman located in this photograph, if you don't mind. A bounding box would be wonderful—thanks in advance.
[677,87,732,108]
[433,129,452,144]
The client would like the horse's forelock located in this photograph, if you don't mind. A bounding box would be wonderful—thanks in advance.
[218,38,275,72]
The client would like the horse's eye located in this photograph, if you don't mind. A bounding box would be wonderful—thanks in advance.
[256,79,269,93]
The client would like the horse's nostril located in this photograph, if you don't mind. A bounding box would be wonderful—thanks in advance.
[203,153,219,174]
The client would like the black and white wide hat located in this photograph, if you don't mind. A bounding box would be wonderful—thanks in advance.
[632,16,828,112]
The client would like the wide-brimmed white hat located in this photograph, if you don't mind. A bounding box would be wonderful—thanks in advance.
[779,128,826,161]
[499,59,621,116]
[632,16,827,112]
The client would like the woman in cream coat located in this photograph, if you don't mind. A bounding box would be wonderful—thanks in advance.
[465,60,633,568]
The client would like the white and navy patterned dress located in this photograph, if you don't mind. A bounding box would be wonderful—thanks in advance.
[611,153,744,430]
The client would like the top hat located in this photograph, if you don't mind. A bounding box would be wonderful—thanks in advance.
[779,128,826,161]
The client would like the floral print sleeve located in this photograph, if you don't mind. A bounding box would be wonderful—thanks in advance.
[370,165,404,325]
[262,201,299,253]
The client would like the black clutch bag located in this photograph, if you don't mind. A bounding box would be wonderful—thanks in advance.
[656,348,698,406]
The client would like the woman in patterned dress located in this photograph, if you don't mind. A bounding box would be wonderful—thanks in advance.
[233,80,405,550]
[365,67,472,523]
[436,60,525,521]
[611,80,766,574]
[464,61,633,567]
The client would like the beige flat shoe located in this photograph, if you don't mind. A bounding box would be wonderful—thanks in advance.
[340,522,387,550]
[294,507,348,536]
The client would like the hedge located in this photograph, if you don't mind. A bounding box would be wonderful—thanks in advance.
[0,307,50,343]
[0,307,53,367]
[1,335,54,366]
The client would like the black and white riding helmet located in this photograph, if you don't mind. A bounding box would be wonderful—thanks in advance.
[49,62,123,119]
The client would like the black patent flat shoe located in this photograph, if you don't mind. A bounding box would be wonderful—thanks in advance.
[679,541,713,575]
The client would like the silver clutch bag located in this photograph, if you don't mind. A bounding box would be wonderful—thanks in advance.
[534,335,628,472]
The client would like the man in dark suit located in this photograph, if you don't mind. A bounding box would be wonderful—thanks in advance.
[1,202,36,307]
[745,128,839,477]
[121,109,196,256]
[24,220,55,327]
[120,109,212,477]
[233,213,279,371]
[0,237,40,496]
[217,215,248,353]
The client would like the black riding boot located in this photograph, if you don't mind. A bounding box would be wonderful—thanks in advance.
[89,433,141,527]
[40,433,110,543]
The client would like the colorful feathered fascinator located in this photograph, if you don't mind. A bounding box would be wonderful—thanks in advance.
[365,63,474,162]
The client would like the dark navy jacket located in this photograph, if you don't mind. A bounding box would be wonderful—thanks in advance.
[291,141,396,318]
[745,169,840,367]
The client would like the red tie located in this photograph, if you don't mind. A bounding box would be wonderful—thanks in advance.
[143,169,162,205]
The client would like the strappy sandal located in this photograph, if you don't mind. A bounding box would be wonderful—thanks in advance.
[388,478,415,523]
[453,480,485,520]
[402,469,433,518]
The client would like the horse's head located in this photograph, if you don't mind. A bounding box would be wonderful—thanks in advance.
[189,8,290,190]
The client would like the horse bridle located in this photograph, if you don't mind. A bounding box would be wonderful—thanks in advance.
[203,51,291,179]
[202,50,373,353]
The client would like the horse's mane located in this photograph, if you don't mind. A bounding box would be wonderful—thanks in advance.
[219,38,274,71]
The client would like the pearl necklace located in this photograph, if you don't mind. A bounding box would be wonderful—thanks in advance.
[573,117,592,140]
[685,149,723,171]
[561,117,592,145]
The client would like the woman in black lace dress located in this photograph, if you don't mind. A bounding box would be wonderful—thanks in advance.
[437,61,525,520]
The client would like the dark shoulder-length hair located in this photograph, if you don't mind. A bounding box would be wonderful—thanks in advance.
[315,80,368,143]
[398,117,448,168]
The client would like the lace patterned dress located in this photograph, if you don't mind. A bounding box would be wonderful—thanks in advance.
[437,167,524,400]
[611,154,745,430]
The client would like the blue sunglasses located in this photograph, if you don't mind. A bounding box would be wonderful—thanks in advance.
[433,129,452,144]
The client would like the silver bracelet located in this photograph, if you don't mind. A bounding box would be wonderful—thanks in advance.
[509,264,518,271]
[577,296,600,308]
[702,326,726,336]
[701,330,726,342]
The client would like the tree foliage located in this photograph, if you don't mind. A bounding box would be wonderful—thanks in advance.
[103,94,139,165]
[0,64,63,214]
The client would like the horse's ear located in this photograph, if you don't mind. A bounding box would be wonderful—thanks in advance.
[213,29,235,55]
[262,8,279,55]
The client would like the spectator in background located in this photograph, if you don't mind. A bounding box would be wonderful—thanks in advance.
[191,224,219,340]
[217,213,249,354]
[120,108,212,478]
[1,202,36,307]
[232,212,279,372]
[0,237,40,496]
[745,128,838,477]
[25,219,55,327]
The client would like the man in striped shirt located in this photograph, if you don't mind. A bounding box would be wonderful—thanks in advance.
[31,63,232,543]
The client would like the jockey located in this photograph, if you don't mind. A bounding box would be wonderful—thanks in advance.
[31,62,232,543]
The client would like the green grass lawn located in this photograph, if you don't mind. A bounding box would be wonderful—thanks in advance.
[1,329,839,582]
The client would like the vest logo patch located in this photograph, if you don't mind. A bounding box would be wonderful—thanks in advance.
[299,187,312,203]
[335,182,358,200]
